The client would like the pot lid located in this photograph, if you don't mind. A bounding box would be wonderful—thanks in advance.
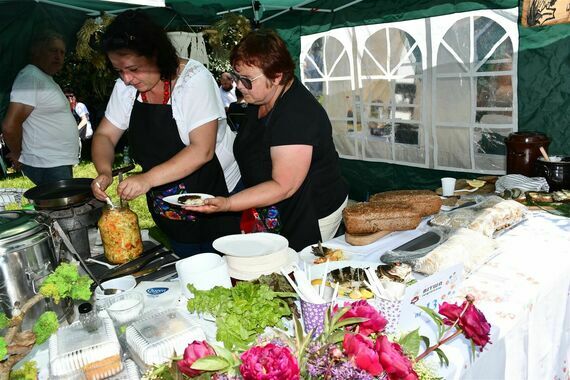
[505,132,549,144]
[0,211,48,240]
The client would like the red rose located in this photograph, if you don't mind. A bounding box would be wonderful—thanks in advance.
[375,335,418,380]
[439,299,491,349]
[343,333,383,376]
[240,343,300,380]
[337,300,388,336]
[178,340,216,377]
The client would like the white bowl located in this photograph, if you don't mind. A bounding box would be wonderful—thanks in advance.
[95,275,137,300]
[175,253,232,299]
[99,291,144,325]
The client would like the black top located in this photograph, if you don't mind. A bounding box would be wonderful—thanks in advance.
[129,99,239,243]
[234,77,348,250]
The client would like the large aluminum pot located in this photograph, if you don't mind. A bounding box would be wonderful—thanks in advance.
[0,211,73,329]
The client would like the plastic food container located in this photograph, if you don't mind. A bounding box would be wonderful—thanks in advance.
[98,291,145,326]
[49,317,123,379]
[98,205,143,264]
[126,309,207,367]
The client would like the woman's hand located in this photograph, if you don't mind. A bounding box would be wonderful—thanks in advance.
[183,196,231,213]
[92,174,113,201]
[117,174,152,201]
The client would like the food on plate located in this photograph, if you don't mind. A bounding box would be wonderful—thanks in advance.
[344,230,391,246]
[377,263,413,283]
[466,179,486,188]
[98,206,143,264]
[342,202,421,234]
[178,194,205,206]
[311,243,345,264]
[369,189,442,217]
[414,228,496,275]
[468,200,527,237]
[552,190,570,202]
[476,175,498,184]
[500,188,525,201]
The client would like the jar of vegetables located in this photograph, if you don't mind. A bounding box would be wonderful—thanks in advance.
[98,205,143,264]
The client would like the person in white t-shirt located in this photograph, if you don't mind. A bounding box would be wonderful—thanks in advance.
[65,90,93,159]
[218,72,237,111]
[91,11,241,257]
[1,30,79,185]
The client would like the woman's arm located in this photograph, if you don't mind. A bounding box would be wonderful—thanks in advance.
[186,144,312,212]
[91,117,124,200]
[117,119,218,200]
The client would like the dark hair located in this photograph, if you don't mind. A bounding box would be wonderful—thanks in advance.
[235,88,243,99]
[230,29,294,85]
[102,10,178,80]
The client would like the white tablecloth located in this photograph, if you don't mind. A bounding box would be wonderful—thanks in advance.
[316,211,570,379]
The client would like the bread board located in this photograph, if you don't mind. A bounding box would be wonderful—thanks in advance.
[436,178,495,196]
[345,230,392,246]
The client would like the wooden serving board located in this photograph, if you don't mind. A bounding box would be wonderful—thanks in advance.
[436,178,496,196]
[345,230,392,246]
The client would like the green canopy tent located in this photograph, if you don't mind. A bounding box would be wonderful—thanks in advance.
[1,0,569,199]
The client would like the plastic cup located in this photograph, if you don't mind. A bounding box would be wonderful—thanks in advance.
[300,300,332,336]
[176,253,232,298]
[441,177,456,196]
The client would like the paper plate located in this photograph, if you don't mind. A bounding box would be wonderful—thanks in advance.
[298,244,352,265]
[213,233,289,257]
[227,249,299,281]
[163,193,214,207]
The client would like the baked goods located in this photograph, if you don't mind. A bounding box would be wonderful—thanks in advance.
[342,202,421,234]
[345,230,392,246]
[369,190,442,216]
[414,228,496,275]
[178,194,205,206]
[82,355,122,380]
[468,199,527,237]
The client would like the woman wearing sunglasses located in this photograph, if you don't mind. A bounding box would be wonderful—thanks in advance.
[91,11,241,256]
[185,30,348,251]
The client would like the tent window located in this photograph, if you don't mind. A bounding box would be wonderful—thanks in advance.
[300,7,518,174]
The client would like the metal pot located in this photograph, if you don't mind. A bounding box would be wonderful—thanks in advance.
[535,156,570,192]
[0,211,73,329]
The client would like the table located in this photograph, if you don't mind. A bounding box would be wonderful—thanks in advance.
[307,211,569,379]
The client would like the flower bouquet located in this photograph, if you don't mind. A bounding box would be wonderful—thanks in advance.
[143,295,491,380]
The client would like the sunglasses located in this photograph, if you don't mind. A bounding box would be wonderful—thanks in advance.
[230,71,264,90]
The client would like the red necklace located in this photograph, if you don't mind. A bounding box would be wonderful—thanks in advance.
[141,80,170,104]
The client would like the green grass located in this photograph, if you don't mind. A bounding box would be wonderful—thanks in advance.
[1,161,155,230]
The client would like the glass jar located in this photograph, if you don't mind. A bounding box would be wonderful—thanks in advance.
[78,302,101,332]
[98,205,143,264]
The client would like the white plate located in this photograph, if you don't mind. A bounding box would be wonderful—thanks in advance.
[213,233,289,257]
[227,248,298,281]
[298,244,353,265]
[163,193,214,207]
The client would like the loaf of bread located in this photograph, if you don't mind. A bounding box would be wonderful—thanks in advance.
[369,190,442,216]
[342,202,421,234]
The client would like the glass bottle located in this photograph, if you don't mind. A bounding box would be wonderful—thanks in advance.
[98,204,143,264]
[78,302,101,332]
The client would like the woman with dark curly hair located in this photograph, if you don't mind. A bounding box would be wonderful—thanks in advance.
[186,30,348,251]
[91,11,241,256]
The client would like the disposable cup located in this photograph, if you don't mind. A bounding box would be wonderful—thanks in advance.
[176,253,231,298]
[300,300,332,336]
[441,177,456,196]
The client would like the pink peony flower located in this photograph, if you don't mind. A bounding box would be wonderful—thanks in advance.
[439,298,491,349]
[343,333,384,376]
[178,340,216,377]
[336,300,388,336]
[375,335,418,380]
[240,343,300,380]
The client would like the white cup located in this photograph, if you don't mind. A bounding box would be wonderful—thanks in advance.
[441,177,456,196]
[176,253,232,299]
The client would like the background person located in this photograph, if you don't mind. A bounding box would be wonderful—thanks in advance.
[91,11,241,256]
[218,72,237,111]
[186,29,348,251]
[65,89,93,159]
[1,30,79,185]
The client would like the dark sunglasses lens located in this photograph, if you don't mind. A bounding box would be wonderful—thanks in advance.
[240,78,253,90]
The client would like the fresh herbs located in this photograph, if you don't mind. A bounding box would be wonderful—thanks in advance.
[186,282,296,350]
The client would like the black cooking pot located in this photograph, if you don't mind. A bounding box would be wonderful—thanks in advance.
[23,178,94,210]
[535,156,570,192]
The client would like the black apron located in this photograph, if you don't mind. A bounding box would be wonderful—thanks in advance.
[129,97,239,243]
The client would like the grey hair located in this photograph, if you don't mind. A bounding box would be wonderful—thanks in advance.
[29,29,66,58]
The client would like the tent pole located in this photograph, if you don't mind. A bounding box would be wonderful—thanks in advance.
[93,5,155,15]
[35,0,97,13]
[262,5,332,13]
[260,0,318,23]
[333,0,364,12]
